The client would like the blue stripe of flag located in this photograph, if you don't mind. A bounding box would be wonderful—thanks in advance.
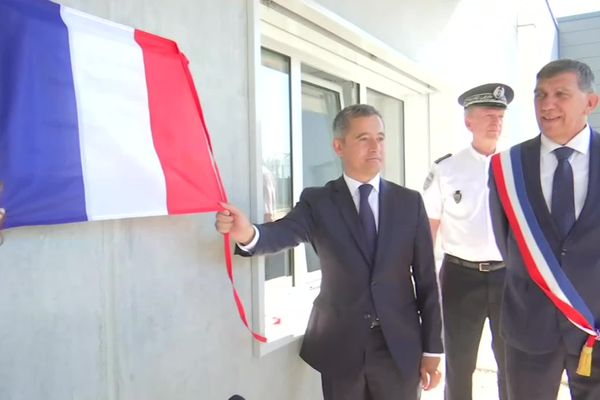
[0,0,88,228]
[509,146,595,327]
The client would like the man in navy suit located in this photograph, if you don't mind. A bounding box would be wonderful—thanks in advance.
[216,104,443,400]
[489,59,600,399]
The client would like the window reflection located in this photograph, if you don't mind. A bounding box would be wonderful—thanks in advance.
[260,48,293,280]
[301,81,342,273]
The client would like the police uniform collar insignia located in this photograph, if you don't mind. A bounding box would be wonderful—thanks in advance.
[423,154,452,191]
[434,153,452,164]
[453,190,462,203]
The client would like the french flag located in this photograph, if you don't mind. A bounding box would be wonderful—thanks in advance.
[0,0,226,229]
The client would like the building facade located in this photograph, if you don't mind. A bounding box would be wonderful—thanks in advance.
[0,1,558,399]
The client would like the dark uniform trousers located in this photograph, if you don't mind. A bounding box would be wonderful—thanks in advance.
[440,256,507,400]
[321,326,421,400]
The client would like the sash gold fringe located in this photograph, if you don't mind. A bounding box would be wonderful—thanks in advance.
[576,336,596,377]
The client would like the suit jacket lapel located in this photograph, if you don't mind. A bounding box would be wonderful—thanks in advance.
[572,129,600,230]
[373,179,392,267]
[521,136,561,248]
[331,177,372,265]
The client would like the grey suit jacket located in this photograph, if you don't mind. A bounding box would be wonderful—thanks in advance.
[489,130,600,355]
[237,176,443,377]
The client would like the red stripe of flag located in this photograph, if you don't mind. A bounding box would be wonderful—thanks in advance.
[134,30,266,342]
[134,29,224,214]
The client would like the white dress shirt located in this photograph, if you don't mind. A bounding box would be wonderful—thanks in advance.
[540,125,590,218]
[422,145,502,262]
[343,173,380,231]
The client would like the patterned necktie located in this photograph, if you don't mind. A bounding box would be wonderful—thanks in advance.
[359,184,377,263]
[551,146,575,239]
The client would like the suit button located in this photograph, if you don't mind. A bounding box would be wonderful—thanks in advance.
[371,281,377,287]
[561,249,567,256]
[364,313,371,320]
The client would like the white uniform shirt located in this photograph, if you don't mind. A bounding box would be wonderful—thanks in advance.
[422,146,502,262]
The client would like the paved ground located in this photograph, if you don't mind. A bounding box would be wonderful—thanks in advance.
[421,321,571,400]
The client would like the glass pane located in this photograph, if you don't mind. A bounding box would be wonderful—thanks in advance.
[301,82,342,187]
[301,81,342,272]
[260,48,293,280]
[367,89,405,185]
[302,65,359,106]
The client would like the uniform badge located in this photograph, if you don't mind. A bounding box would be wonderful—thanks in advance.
[493,85,506,101]
[423,171,434,190]
[453,190,462,203]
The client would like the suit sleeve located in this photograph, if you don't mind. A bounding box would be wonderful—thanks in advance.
[411,193,444,354]
[235,188,315,257]
[488,166,509,259]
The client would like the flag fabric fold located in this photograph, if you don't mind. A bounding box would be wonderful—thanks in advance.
[0,0,225,228]
[1,0,266,343]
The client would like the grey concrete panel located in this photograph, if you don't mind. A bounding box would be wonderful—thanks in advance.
[0,223,109,400]
[560,42,600,60]
[560,28,600,46]
[558,12,600,33]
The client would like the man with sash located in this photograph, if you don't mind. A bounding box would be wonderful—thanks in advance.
[424,83,512,400]
[489,59,600,399]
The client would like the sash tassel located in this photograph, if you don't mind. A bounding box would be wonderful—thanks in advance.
[577,335,597,377]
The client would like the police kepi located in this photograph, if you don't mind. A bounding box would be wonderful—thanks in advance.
[458,83,514,109]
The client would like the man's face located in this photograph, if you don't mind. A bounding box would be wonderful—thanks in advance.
[465,106,505,142]
[333,115,385,182]
[534,71,599,143]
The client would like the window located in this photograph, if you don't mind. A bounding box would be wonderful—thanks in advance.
[366,89,405,184]
[301,69,355,277]
[260,49,293,283]
[258,51,358,342]
[251,0,438,355]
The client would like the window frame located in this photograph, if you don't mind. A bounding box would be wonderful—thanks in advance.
[297,74,345,284]
[248,0,442,356]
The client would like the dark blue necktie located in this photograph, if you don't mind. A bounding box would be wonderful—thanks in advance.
[551,146,575,239]
[359,184,377,262]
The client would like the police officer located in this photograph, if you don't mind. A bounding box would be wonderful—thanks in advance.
[423,83,513,400]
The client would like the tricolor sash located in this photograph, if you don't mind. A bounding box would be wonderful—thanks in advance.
[491,146,599,376]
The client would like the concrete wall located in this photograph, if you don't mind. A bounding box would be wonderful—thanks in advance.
[559,11,600,130]
[0,1,321,399]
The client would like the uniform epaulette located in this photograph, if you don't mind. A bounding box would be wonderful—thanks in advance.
[434,153,452,164]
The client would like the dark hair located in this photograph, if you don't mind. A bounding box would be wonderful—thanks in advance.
[332,104,383,138]
[536,59,596,93]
